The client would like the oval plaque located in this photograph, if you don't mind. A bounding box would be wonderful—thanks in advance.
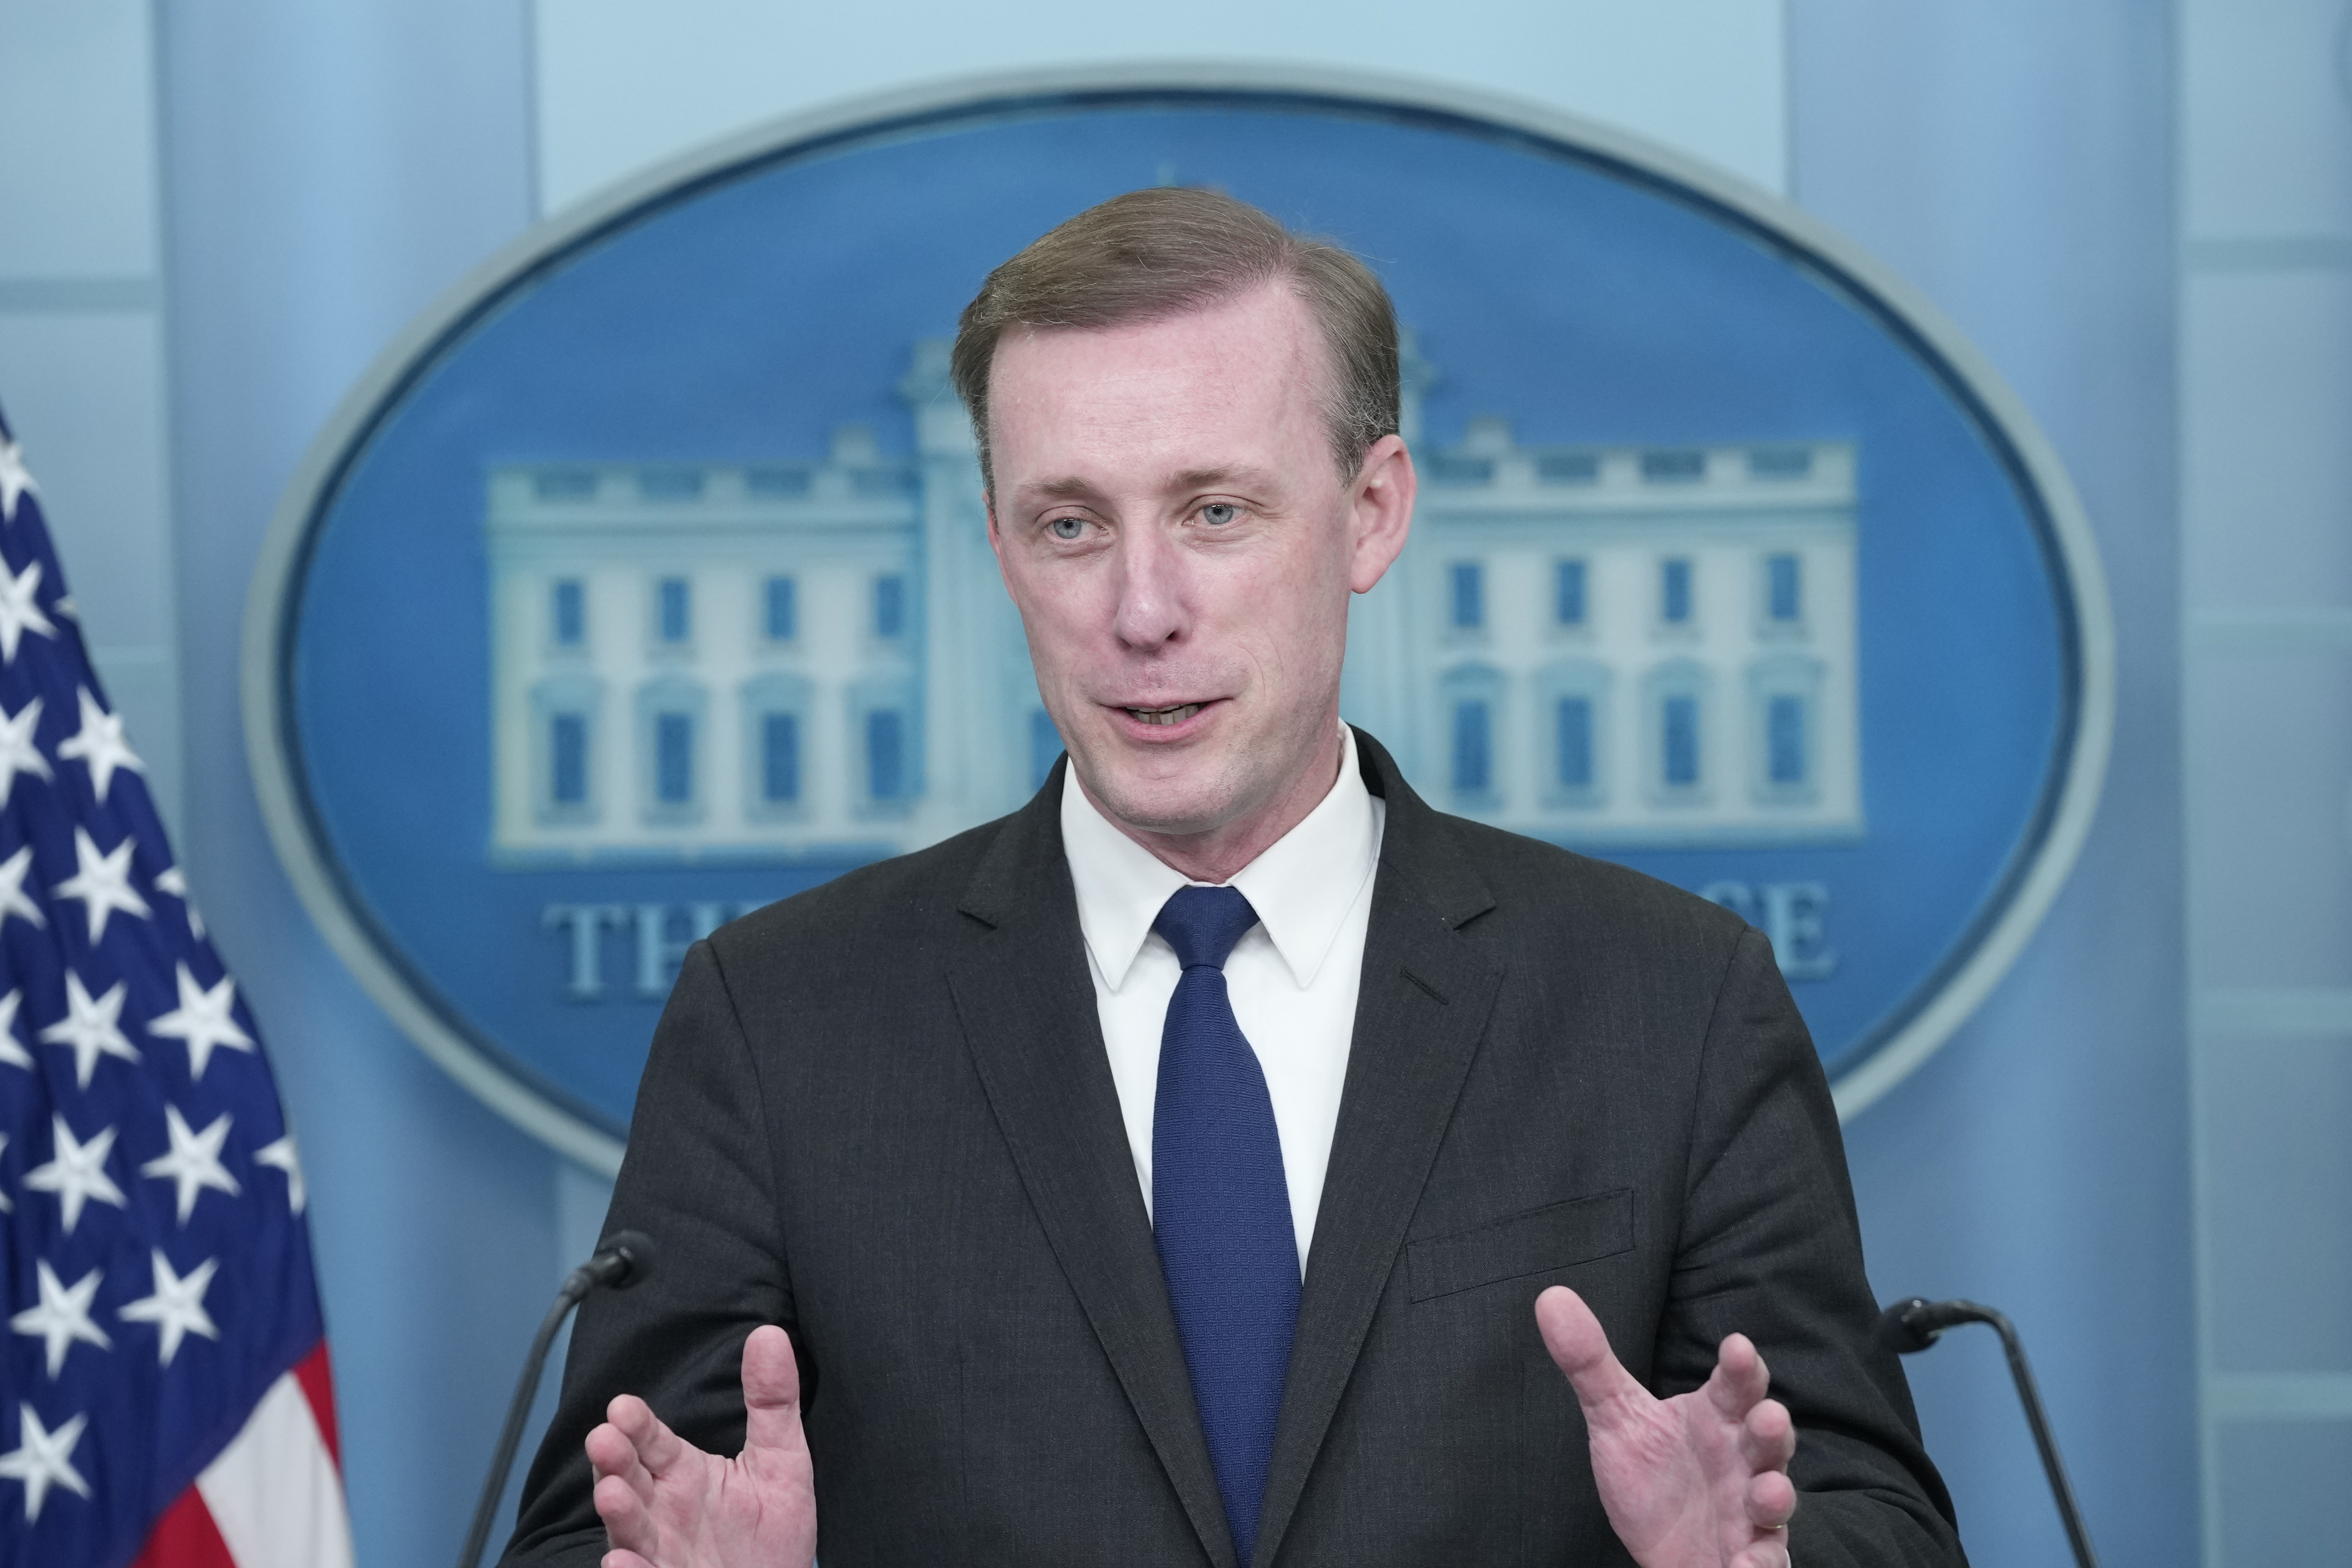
[245,67,2113,1171]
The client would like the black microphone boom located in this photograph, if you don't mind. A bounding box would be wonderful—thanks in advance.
[457,1231,658,1568]
[1875,1296,2098,1568]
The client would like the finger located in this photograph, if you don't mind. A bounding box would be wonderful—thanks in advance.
[1703,1332,1771,1422]
[602,1555,656,1568]
[585,1420,655,1508]
[1747,1466,1797,1531]
[742,1324,812,1458]
[1741,1396,1797,1475]
[593,1470,658,1553]
[1731,1537,1792,1568]
[607,1390,693,1479]
[1534,1286,1651,1419]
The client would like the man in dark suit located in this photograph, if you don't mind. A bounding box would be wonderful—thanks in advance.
[507,189,1964,1568]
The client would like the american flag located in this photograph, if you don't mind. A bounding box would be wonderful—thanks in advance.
[0,403,352,1566]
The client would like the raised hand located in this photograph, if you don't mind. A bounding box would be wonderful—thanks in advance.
[585,1324,818,1568]
[1536,1286,1797,1568]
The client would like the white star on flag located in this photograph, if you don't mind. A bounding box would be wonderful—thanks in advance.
[147,963,255,1080]
[55,687,142,805]
[141,1104,242,1224]
[0,436,34,524]
[118,1250,220,1367]
[23,1115,128,1234]
[0,1134,9,1212]
[255,1131,306,1214]
[0,696,52,808]
[37,970,139,1088]
[0,558,56,664]
[50,825,150,943]
[0,1404,91,1522]
[0,843,44,930]
[152,863,205,939]
[9,1260,112,1378]
[0,990,30,1072]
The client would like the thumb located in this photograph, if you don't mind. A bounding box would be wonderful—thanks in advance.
[1535,1286,1651,1421]
[741,1325,809,1456]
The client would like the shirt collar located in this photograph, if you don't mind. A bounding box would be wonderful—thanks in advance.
[1061,723,1381,992]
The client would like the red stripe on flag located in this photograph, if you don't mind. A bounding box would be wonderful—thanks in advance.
[293,1340,344,1469]
[129,1485,238,1568]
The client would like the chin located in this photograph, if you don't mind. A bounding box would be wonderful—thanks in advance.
[1084,756,1247,838]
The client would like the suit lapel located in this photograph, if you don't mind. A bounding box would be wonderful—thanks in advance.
[947,771,1237,1568]
[1250,735,1504,1568]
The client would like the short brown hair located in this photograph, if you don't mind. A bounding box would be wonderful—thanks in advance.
[950,188,1400,491]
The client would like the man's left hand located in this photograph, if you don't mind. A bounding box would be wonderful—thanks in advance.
[1536,1286,1797,1568]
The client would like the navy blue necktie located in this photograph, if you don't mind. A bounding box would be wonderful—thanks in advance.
[1152,884,1300,1568]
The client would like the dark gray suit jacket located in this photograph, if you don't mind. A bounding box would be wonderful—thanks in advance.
[507,732,1963,1566]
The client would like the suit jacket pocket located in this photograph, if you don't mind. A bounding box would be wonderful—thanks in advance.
[1406,1189,1635,1302]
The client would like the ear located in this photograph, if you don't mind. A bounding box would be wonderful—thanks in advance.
[1346,434,1416,594]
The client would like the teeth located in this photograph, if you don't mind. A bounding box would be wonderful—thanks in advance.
[1127,703,1202,726]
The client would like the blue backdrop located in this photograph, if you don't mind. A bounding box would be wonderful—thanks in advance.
[146,5,2192,1566]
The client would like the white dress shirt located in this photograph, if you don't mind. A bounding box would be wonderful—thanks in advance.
[1060,723,1386,1272]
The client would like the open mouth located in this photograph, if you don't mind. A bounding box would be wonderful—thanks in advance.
[1123,702,1203,727]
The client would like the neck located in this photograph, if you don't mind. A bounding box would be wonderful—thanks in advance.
[1084,724,1347,885]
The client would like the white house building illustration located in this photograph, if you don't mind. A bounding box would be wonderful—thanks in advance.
[484,341,1861,864]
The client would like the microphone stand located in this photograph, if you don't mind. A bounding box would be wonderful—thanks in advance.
[1877,1296,2099,1568]
[457,1231,658,1568]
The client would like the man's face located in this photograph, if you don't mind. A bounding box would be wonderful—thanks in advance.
[985,282,1412,847]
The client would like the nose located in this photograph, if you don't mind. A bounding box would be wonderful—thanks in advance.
[1109,521,1188,652]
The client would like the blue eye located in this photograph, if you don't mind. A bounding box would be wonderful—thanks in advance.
[1201,503,1239,526]
[1048,516,1085,540]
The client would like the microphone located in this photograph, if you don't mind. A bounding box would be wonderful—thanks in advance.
[1875,1297,2099,1568]
[457,1232,659,1568]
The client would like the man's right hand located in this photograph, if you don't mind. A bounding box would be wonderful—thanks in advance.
[584,1324,818,1568]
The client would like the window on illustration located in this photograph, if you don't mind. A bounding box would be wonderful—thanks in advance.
[553,579,586,646]
[1554,559,1587,627]
[765,575,797,641]
[1556,696,1594,789]
[1449,562,1484,630]
[761,711,800,804]
[868,709,907,800]
[658,577,691,643]
[1451,700,1492,794]
[1661,559,1693,625]
[1766,554,1801,624]
[550,713,588,805]
[655,712,694,803]
[1662,695,1700,787]
[1768,694,1807,786]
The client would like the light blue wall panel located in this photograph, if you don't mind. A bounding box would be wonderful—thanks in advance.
[2200,1031,2352,1373]
[0,0,158,279]
[0,315,174,638]
[2181,0,2352,240]
[2189,650,2352,988]
[2215,1419,2352,1563]
[2178,0,2352,1556]
[150,3,559,1564]
[2183,269,2352,606]
[0,312,184,832]
[534,0,1789,208]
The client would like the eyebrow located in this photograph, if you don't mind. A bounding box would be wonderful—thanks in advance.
[1015,465,1280,508]
[1170,466,1273,492]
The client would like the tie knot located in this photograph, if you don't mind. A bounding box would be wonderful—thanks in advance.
[1155,885,1260,971]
